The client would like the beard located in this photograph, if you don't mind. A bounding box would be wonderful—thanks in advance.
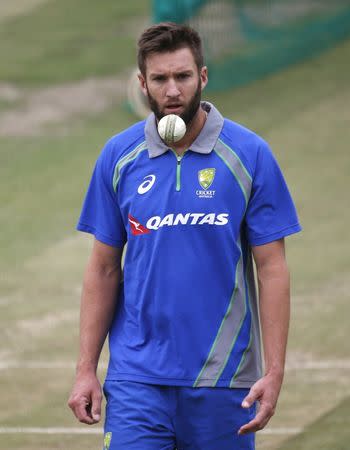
[146,80,202,125]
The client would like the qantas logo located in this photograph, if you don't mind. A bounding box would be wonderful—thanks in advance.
[128,214,150,235]
[128,212,229,235]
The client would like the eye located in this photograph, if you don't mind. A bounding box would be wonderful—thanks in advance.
[177,73,191,80]
[152,75,166,82]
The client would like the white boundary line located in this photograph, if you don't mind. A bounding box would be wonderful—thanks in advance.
[0,426,302,435]
[260,427,302,435]
[285,360,350,370]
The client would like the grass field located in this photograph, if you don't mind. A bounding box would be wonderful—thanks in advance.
[0,0,149,84]
[0,2,350,449]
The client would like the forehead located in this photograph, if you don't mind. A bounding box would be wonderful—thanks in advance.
[145,47,197,75]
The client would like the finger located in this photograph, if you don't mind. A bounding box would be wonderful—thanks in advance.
[238,405,272,435]
[91,389,102,422]
[238,417,260,435]
[75,399,95,425]
[241,385,261,408]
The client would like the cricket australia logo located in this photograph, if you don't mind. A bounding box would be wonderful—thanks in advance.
[196,168,216,198]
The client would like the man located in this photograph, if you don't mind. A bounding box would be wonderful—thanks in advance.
[68,22,301,450]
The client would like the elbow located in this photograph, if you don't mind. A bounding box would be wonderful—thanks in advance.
[86,259,122,282]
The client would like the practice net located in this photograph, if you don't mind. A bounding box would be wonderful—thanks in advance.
[153,0,350,91]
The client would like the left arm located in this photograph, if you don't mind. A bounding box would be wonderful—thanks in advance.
[238,238,290,435]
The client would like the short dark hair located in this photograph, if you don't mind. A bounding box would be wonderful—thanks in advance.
[137,22,204,76]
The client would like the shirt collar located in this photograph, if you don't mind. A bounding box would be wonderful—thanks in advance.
[145,101,224,158]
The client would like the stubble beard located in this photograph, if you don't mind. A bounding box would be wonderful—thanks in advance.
[146,80,202,125]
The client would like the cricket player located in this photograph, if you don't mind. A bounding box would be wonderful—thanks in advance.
[68,22,301,450]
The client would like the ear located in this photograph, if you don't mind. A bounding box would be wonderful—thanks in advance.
[200,66,208,91]
[138,72,148,96]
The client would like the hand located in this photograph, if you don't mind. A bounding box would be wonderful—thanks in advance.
[68,371,102,424]
[238,372,283,435]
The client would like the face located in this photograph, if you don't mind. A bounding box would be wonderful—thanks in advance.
[138,47,208,125]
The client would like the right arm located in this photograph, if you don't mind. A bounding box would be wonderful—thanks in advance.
[68,239,123,424]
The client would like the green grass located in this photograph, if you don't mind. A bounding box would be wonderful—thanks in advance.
[0,98,21,112]
[0,0,149,85]
[0,0,51,23]
[278,398,350,450]
[0,106,136,282]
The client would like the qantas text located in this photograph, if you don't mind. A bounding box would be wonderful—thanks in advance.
[146,213,229,230]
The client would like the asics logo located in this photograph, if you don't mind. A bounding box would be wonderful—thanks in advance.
[138,175,156,194]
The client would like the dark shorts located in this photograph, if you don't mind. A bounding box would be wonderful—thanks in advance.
[103,380,256,450]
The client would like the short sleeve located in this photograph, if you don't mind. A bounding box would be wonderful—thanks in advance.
[245,141,301,246]
[77,143,127,248]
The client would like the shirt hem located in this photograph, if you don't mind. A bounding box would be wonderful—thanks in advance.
[105,371,257,388]
[77,222,125,248]
[249,222,302,246]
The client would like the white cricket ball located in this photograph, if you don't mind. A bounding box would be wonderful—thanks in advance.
[157,114,186,144]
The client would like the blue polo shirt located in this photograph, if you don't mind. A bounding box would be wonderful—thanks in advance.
[77,102,301,388]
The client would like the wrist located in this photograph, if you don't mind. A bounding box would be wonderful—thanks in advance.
[265,366,285,381]
[76,359,98,375]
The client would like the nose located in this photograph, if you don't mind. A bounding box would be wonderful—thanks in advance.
[165,78,180,98]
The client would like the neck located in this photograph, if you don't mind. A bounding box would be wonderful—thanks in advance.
[171,106,207,156]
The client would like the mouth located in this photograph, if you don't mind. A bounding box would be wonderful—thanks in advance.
[164,104,183,114]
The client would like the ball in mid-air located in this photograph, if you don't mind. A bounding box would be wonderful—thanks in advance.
[157,114,186,144]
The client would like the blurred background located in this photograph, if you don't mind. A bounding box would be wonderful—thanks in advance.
[0,1,349,449]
